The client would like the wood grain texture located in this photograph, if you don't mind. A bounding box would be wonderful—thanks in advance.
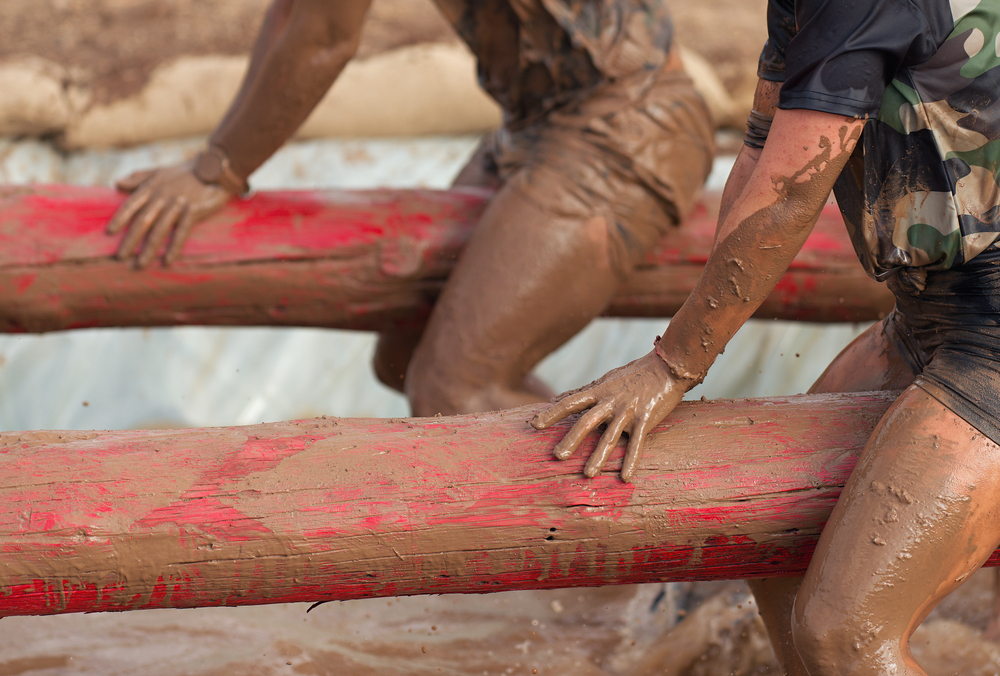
[0,185,894,333]
[4,392,991,618]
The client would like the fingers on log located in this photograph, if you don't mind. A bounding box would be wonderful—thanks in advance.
[106,187,152,236]
[620,420,651,483]
[530,391,598,430]
[552,400,614,461]
[584,412,631,478]
[137,201,187,269]
[164,209,197,266]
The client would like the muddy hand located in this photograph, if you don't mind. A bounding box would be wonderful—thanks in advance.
[530,351,686,482]
[108,161,234,268]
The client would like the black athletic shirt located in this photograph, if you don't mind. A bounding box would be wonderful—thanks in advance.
[759,0,953,118]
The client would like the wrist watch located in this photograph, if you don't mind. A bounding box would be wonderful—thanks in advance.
[193,145,250,195]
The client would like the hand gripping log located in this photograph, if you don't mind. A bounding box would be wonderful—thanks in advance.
[0,184,893,333]
[4,392,995,618]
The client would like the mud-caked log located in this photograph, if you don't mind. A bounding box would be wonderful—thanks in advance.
[0,185,893,333]
[4,391,994,618]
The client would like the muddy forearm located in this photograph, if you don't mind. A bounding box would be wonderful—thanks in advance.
[209,0,369,180]
[656,110,865,386]
[658,199,819,383]
[715,79,780,234]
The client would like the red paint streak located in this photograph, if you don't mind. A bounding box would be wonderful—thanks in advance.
[135,498,273,541]
[13,274,35,293]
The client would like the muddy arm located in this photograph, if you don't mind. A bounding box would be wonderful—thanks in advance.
[107,0,373,266]
[714,78,780,236]
[533,108,866,480]
[211,0,373,180]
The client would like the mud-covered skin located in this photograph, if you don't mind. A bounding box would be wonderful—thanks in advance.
[534,65,1000,674]
[111,0,373,267]
[107,160,233,267]
[533,74,1000,674]
[533,103,864,479]
[531,351,686,481]
[755,385,1000,676]
[794,387,1000,676]
[750,321,917,676]
[108,0,712,417]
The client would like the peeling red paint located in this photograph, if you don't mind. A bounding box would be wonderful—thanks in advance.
[0,184,893,334]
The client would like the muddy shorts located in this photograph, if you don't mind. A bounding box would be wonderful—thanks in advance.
[477,65,714,278]
[883,248,1000,444]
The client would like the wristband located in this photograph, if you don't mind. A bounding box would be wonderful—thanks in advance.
[744,109,774,150]
[652,335,705,387]
[193,145,250,195]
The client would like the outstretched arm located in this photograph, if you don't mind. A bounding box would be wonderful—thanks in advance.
[532,102,864,482]
[108,0,373,267]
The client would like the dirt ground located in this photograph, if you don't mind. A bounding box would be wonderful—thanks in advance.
[0,0,765,105]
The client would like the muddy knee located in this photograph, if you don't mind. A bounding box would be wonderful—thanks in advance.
[792,595,904,675]
[405,347,480,416]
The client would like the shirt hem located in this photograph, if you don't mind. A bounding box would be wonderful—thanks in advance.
[778,91,877,118]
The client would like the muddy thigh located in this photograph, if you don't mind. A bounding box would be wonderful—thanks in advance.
[790,385,1000,676]
[749,319,916,676]
[404,161,668,415]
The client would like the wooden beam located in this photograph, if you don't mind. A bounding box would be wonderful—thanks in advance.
[4,392,992,618]
[0,185,893,333]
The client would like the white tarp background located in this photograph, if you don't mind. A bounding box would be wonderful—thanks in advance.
[0,136,867,432]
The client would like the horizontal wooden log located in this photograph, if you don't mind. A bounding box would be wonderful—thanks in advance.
[3,392,994,617]
[0,184,893,333]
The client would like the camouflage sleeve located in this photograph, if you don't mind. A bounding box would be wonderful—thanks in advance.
[758,0,796,83]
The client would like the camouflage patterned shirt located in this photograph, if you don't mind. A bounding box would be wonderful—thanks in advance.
[433,0,675,126]
[760,0,1000,277]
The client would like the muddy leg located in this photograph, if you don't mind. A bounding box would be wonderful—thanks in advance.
[749,320,914,675]
[790,386,1000,675]
[374,325,554,400]
[372,139,503,395]
[406,172,626,416]
[373,325,423,393]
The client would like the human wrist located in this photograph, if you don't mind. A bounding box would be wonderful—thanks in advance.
[743,109,773,150]
[193,145,250,195]
[652,336,705,390]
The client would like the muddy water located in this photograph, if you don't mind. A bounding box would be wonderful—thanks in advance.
[1,574,999,674]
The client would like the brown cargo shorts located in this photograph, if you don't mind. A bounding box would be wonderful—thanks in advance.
[474,63,715,278]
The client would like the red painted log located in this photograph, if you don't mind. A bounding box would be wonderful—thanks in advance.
[0,184,893,333]
[3,392,994,618]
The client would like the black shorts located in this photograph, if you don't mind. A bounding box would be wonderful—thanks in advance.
[884,248,1000,445]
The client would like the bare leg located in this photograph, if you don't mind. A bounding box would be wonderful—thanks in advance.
[372,325,423,393]
[374,324,554,400]
[406,169,633,415]
[791,386,1000,675]
[749,320,914,675]
[371,139,503,395]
